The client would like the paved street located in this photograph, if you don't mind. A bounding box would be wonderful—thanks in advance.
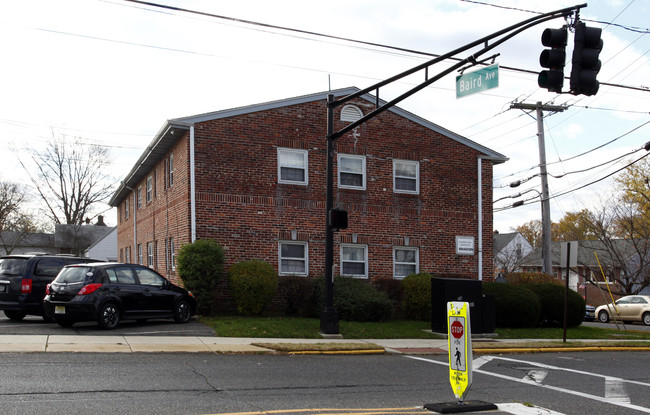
[2,313,650,414]
[1,352,649,415]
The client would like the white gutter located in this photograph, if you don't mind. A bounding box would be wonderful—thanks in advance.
[477,156,484,281]
[190,125,196,242]
[131,187,137,261]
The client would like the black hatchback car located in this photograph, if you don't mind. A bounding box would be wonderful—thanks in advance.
[43,263,196,329]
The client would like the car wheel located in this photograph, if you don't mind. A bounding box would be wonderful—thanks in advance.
[54,317,75,327]
[173,299,191,324]
[97,302,120,330]
[643,312,650,326]
[598,310,610,323]
[4,310,27,321]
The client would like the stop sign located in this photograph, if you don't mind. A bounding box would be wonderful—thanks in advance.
[450,320,464,339]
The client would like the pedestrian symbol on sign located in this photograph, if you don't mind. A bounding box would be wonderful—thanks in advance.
[449,316,466,372]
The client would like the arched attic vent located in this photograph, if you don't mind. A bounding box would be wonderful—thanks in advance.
[340,105,363,122]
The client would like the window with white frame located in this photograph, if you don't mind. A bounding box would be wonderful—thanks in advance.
[394,247,418,279]
[125,246,131,263]
[137,186,142,209]
[279,241,308,275]
[168,237,175,270]
[340,244,368,278]
[393,159,419,194]
[137,244,143,265]
[124,198,129,219]
[146,176,153,203]
[147,242,154,268]
[338,154,366,189]
[278,148,308,185]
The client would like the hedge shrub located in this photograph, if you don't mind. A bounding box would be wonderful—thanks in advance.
[176,239,225,314]
[278,275,317,316]
[482,282,541,328]
[525,283,586,327]
[228,260,278,316]
[504,272,557,285]
[311,276,393,322]
[402,272,434,320]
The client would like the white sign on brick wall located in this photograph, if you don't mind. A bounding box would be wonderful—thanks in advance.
[455,236,475,255]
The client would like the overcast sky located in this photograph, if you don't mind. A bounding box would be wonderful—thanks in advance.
[1,0,649,234]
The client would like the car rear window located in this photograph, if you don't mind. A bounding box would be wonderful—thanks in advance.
[0,258,27,276]
[34,258,66,277]
[54,267,95,284]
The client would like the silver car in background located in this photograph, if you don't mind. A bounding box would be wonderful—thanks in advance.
[595,295,650,325]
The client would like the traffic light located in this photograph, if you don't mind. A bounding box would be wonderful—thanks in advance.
[538,27,567,93]
[570,22,603,96]
[329,208,348,231]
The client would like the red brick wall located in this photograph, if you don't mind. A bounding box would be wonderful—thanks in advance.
[191,98,494,279]
[115,135,191,286]
[116,96,495,285]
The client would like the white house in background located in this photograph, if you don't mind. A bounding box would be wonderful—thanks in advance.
[494,232,533,276]
[85,227,118,261]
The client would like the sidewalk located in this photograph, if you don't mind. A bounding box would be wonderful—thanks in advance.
[1,335,649,354]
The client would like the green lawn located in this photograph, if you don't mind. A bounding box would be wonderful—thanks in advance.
[200,315,650,340]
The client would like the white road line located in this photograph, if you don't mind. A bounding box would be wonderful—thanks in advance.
[496,402,565,414]
[605,376,631,403]
[490,356,650,388]
[472,355,492,370]
[405,355,650,414]
[522,369,548,385]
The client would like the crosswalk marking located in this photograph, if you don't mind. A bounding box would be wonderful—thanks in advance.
[522,369,548,385]
[406,355,650,414]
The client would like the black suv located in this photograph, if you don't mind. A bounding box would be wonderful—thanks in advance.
[44,263,196,329]
[0,253,99,321]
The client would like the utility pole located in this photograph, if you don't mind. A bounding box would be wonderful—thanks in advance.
[511,102,566,275]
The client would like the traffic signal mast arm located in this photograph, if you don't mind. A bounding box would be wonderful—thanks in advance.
[327,3,587,140]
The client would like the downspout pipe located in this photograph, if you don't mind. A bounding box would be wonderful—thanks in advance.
[190,125,196,243]
[125,185,136,262]
[477,156,484,281]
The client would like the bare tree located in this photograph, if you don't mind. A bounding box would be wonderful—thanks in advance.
[20,135,115,225]
[0,181,41,254]
[578,198,650,296]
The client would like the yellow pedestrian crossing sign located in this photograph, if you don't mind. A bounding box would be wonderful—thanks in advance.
[448,302,472,402]
[424,301,497,413]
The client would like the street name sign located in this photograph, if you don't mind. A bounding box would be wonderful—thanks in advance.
[456,64,499,98]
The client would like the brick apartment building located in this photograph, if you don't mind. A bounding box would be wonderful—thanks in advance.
[109,88,507,287]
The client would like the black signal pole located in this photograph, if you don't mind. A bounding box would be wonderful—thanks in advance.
[320,94,339,335]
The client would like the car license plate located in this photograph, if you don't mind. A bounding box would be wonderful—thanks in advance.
[55,306,65,314]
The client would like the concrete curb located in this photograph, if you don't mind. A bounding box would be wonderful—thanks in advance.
[473,346,650,354]
[0,335,649,354]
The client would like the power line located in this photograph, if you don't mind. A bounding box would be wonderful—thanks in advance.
[495,151,650,211]
[121,0,650,93]
[460,0,650,34]
[494,119,650,184]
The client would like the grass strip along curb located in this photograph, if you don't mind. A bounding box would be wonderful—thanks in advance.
[252,342,386,355]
